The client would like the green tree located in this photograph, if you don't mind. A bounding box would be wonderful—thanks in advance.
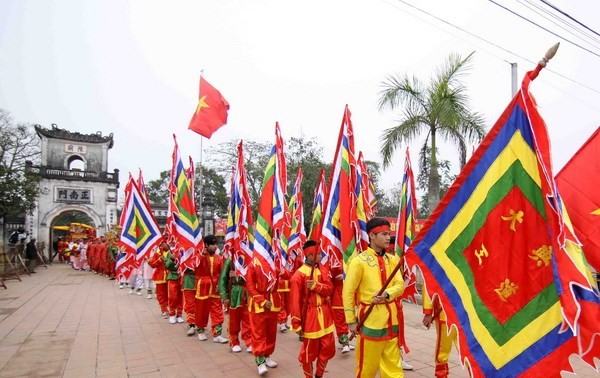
[415,148,456,217]
[144,166,228,218]
[0,109,41,223]
[205,140,271,213]
[286,136,331,231]
[377,52,486,215]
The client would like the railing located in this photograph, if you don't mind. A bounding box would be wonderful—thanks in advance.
[27,166,119,184]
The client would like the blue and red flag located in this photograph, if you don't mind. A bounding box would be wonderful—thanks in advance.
[253,123,288,289]
[117,174,163,279]
[286,168,306,269]
[308,169,328,243]
[321,105,359,267]
[355,152,372,253]
[223,140,255,278]
[167,135,203,273]
[406,64,600,377]
[394,148,418,303]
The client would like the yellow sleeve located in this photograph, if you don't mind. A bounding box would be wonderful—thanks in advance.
[342,257,362,324]
[384,254,405,300]
[422,279,434,314]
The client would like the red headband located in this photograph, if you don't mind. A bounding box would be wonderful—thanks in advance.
[370,225,390,234]
[303,245,318,256]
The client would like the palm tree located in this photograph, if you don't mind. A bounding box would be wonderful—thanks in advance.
[378,52,486,215]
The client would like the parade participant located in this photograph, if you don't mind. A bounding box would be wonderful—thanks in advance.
[141,257,155,299]
[128,266,144,295]
[246,257,282,376]
[79,238,89,271]
[107,238,118,280]
[277,270,292,332]
[97,236,109,275]
[290,240,336,378]
[343,218,405,378]
[194,235,227,343]
[57,237,68,264]
[218,253,252,353]
[70,239,81,270]
[330,264,353,354]
[148,242,169,318]
[422,282,456,378]
[87,238,98,273]
[181,265,197,336]
[164,241,184,324]
[387,236,412,371]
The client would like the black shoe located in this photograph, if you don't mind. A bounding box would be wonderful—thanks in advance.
[30,271,37,273]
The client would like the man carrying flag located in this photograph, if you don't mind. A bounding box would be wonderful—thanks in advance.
[343,218,405,378]
[248,124,287,376]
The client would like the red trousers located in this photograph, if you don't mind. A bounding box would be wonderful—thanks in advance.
[167,280,182,316]
[228,305,252,348]
[332,308,349,341]
[195,297,224,336]
[300,333,336,378]
[277,291,290,324]
[182,290,196,325]
[249,310,278,358]
[155,282,168,313]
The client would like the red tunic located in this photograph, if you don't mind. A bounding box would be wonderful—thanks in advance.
[246,260,282,313]
[147,248,167,284]
[195,253,223,299]
[290,264,335,338]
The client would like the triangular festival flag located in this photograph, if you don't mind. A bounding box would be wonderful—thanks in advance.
[406,50,600,377]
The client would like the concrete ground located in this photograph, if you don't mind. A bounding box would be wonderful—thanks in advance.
[0,264,598,377]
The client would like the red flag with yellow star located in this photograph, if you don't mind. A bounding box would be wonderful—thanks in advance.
[556,126,600,272]
[188,77,230,138]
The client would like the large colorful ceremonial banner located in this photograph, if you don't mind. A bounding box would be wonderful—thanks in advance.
[286,168,306,269]
[321,105,359,266]
[556,126,600,272]
[395,148,418,303]
[167,136,203,273]
[253,123,288,289]
[406,63,600,376]
[117,174,162,280]
[223,140,254,278]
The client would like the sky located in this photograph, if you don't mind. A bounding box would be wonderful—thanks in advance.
[1,0,599,200]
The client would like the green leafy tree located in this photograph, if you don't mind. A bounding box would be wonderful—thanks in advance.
[416,148,456,217]
[205,140,271,214]
[378,52,486,213]
[144,166,228,218]
[286,136,331,231]
[0,109,41,224]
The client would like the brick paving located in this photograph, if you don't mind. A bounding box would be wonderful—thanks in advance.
[0,264,597,377]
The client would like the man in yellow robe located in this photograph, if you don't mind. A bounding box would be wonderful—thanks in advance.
[343,218,405,378]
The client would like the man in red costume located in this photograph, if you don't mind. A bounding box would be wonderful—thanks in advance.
[164,241,183,323]
[246,257,282,376]
[194,235,227,343]
[290,240,336,378]
[148,242,169,318]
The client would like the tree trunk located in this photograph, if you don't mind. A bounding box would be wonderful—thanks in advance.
[427,128,441,215]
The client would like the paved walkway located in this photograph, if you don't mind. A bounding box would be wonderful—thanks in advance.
[0,264,597,377]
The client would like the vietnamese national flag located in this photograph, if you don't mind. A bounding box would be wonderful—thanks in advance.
[556,126,600,272]
[188,77,230,138]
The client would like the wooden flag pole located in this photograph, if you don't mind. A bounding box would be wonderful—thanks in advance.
[350,256,404,341]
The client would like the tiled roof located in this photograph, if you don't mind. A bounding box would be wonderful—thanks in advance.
[35,124,114,148]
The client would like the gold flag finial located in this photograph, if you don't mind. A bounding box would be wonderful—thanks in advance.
[539,43,560,67]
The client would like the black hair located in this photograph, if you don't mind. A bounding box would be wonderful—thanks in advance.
[303,240,318,249]
[366,217,391,234]
[204,235,218,245]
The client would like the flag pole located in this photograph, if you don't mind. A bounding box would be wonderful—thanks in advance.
[198,70,204,231]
